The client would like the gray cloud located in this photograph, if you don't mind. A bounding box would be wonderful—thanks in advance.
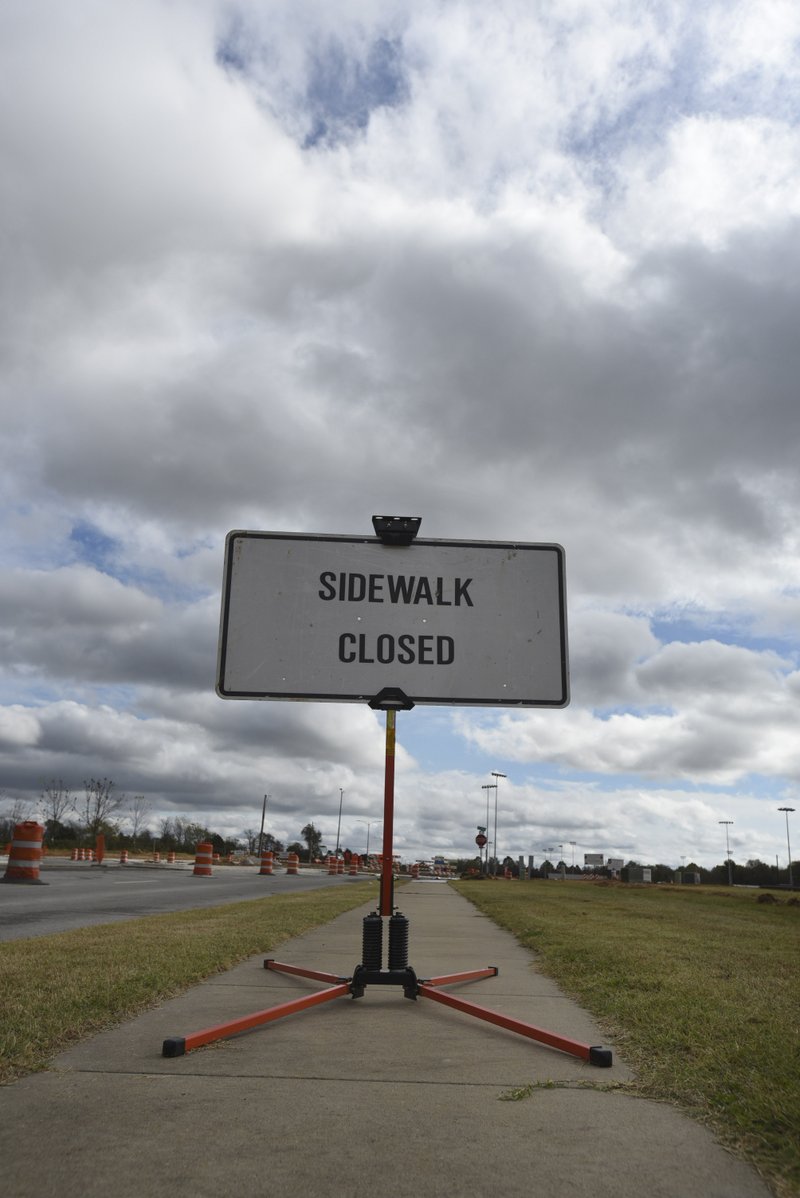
[1,0,798,867]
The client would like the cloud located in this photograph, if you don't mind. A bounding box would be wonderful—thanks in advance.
[0,0,798,868]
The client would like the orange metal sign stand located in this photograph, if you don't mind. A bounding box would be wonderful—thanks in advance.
[162,701,611,1068]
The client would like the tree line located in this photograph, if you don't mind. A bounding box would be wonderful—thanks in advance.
[0,782,332,861]
[455,853,798,887]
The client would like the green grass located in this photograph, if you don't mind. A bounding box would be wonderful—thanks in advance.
[453,879,800,1198]
[0,881,376,1085]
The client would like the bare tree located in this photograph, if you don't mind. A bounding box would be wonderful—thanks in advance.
[39,779,75,842]
[128,794,152,849]
[0,797,32,841]
[80,778,126,839]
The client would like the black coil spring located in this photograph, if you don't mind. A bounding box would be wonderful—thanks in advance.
[362,912,383,971]
[388,912,409,970]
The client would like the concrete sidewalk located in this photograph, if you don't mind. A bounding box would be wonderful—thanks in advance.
[0,880,770,1198]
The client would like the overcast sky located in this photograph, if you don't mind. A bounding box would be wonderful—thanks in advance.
[1,0,799,869]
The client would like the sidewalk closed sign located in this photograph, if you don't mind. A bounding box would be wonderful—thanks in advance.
[217,531,568,707]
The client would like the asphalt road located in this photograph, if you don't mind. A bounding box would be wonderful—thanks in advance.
[0,859,372,942]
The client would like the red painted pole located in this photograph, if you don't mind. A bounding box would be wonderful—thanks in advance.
[417,983,608,1063]
[380,708,396,917]
[162,982,352,1057]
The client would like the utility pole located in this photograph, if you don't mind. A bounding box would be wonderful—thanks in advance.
[778,807,795,889]
[719,820,733,885]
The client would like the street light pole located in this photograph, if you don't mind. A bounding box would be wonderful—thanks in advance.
[491,772,506,877]
[335,788,344,858]
[719,820,733,885]
[356,819,373,859]
[778,807,795,889]
[481,784,493,875]
[258,793,270,855]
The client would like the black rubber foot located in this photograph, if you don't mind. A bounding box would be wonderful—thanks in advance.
[162,1037,186,1058]
[589,1046,613,1067]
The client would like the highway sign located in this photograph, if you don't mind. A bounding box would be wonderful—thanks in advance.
[217,530,568,707]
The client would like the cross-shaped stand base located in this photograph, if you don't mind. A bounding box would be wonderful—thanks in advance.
[162,694,611,1068]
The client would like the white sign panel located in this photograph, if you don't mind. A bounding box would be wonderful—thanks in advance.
[217,531,569,707]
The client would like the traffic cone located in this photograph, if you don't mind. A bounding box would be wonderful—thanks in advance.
[193,843,213,877]
[2,822,46,884]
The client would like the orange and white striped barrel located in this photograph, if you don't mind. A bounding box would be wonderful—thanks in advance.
[327,855,337,875]
[349,854,359,876]
[286,852,299,876]
[411,863,420,879]
[119,849,129,864]
[337,856,344,874]
[2,821,45,884]
[259,850,273,876]
[167,850,176,864]
[153,851,161,863]
[71,847,79,861]
[193,842,213,877]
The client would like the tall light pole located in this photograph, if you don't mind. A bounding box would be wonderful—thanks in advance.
[356,819,374,859]
[778,807,795,889]
[481,784,493,875]
[335,788,344,858]
[570,841,576,867]
[258,793,270,855]
[719,820,733,885]
[491,772,506,876]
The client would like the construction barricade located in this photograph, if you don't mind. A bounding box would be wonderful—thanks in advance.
[2,821,46,884]
[193,843,213,877]
[259,850,273,876]
[286,852,299,876]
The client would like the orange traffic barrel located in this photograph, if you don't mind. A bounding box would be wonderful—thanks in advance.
[349,854,359,876]
[327,855,337,875]
[337,856,344,874]
[71,847,79,861]
[193,842,213,877]
[2,821,46,884]
[119,849,129,864]
[286,852,299,876]
[167,850,176,864]
[259,850,273,876]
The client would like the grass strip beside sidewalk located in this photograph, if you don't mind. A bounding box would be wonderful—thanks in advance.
[453,879,799,1198]
[0,881,375,1085]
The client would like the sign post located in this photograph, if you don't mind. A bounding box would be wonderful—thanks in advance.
[163,518,612,1069]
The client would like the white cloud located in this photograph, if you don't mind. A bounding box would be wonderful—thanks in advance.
[0,0,798,869]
